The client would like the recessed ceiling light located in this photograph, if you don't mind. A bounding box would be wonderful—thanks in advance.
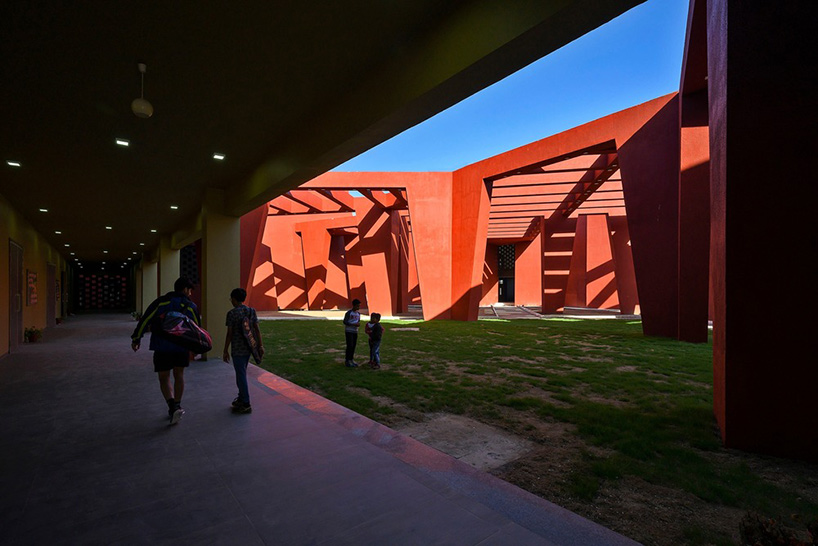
[170,205,178,210]
[139,242,145,246]
[39,208,48,213]
[116,138,130,147]
[150,229,157,233]
[102,261,106,265]
[6,160,21,167]
[103,250,108,254]
[70,252,75,256]
[132,252,137,255]
[213,153,225,160]
[64,244,69,247]
[105,226,112,230]
[55,231,62,234]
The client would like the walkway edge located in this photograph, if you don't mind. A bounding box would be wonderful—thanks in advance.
[248,365,641,546]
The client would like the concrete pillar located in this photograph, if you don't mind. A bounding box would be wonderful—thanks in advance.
[158,236,179,294]
[201,188,240,336]
[678,90,710,343]
[708,0,817,459]
[141,260,158,311]
[134,268,143,314]
[514,221,543,306]
[618,96,681,337]
[300,224,332,310]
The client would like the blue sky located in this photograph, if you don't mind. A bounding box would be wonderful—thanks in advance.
[336,0,689,172]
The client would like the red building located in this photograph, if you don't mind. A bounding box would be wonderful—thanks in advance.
[243,94,682,329]
[241,0,817,462]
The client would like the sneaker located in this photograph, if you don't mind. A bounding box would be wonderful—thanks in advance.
[231,397,241,408]
[345,361,358,368]
[169,406,185,425]
[232,403,252,414]
[371,362,381,370]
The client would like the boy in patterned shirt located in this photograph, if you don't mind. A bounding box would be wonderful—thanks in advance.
[222,288,264,413]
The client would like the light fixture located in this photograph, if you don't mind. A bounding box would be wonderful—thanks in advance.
[55,231,62,234]
[6,160,21,167]
[116,138,130,147]
[131,62,154,119]
[150,229,157,233]
[39,208,48,213]
[170,205,178,210]
[213,153,225,161]
[105,226,112,230]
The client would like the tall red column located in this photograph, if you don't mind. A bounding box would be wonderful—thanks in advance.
[678,90,710,342]
[618,96,681,337]
[514,220,543,306]
[708,0,817,460]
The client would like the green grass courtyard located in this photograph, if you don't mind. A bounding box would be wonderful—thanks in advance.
[257,317,817,545]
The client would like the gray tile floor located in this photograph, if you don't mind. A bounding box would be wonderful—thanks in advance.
[0,314,640,545]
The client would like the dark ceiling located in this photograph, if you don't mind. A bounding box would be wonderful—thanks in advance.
[0,0,642,266]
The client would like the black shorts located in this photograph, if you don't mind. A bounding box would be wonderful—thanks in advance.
[153,351,190,372]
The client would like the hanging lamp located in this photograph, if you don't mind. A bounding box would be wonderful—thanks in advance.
[131,62,154,118]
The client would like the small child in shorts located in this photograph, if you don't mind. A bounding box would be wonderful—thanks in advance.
[364,313,384,370]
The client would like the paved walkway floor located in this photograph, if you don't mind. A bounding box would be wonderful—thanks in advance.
[0,314,640,545]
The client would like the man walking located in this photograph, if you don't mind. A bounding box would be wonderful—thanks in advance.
[131,276,201,424]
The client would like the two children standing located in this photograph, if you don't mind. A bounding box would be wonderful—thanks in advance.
[343,299,384,369]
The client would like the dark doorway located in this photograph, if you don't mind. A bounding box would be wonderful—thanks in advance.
[8,240,23,351]
[498,244,515,303]
[46,263,56,327]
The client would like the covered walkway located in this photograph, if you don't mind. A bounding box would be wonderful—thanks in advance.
[0,315,638,545]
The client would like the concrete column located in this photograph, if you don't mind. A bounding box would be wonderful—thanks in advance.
[158,236,179,294]
[678,90,710,343]
[514,220,543,306]
[617,96,680,337]
[141,260,158,311]
[708,0,817,459]
[300,224,332,310]
[134,268,143,314]
[201,188,240,335]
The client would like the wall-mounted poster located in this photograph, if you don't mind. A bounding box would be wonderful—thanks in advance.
[27,270,38,305]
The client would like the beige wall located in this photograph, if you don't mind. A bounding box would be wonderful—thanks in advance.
[1,192,66,356]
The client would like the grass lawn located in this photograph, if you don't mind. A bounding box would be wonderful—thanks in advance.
[257,317,817,545]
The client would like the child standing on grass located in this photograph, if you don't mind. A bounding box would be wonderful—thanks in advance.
[364,313,384,369]
[343,298,361,367]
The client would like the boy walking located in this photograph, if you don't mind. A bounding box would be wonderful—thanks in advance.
[131,276,200,425]
[343,298,361,367]
[365,312,384,369]
[222,288,264,414]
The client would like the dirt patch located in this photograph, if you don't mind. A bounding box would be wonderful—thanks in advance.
[584,476,746,546]
[395,413,536,471]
